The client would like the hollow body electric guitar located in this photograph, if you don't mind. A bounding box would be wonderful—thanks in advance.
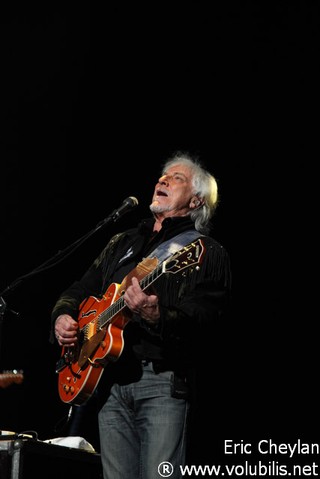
[56,238,205,405]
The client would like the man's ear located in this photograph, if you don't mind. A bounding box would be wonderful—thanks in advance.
[190,196,203,209]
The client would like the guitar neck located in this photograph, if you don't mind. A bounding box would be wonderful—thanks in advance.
[99,262,164,329]
[96,239,203,331]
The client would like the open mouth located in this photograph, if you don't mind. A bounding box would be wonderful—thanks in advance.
[156,189,168,197]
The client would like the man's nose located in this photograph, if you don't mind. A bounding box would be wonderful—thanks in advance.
[159,175,170,185]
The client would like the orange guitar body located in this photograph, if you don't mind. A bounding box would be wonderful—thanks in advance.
[57,283,130,405]
[57,256,159,405]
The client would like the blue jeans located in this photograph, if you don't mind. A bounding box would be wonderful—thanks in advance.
[98,361,190,479]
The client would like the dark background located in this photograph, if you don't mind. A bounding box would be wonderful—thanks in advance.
[1,3,318,462]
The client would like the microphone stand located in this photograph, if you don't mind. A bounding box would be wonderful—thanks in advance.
[0,202,137,362]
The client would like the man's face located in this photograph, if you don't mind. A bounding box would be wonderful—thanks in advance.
[150,163,196,219]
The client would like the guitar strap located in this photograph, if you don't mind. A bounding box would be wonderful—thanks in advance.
[147,229,203,263]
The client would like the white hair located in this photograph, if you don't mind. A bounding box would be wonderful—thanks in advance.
[160,152,219,234]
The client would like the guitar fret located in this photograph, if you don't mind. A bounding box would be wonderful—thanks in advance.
[99,296,124,329]
[140,264,162,290]
[99,265,163,329]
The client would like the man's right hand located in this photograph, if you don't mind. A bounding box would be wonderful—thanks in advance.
[55,314,79,346]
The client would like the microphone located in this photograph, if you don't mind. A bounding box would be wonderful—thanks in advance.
[110,196,139,222]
